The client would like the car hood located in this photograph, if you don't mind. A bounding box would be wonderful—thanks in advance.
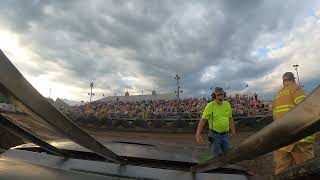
[13,139,206,163]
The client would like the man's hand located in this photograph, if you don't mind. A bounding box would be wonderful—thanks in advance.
[229,117,236,138]
[196,118,206,144]
[195,133,204,144]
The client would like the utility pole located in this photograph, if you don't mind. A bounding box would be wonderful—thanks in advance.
[88,82,95,103]
[174,74,183,120]
[49,88,51,99]
[293,64,301,86]
[210,86,214,101]
[174,74,183,99]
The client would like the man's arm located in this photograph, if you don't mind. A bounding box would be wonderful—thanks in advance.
[196,117,207,144]
[196,103,210,144]
[292,86,306,105]
[229,103,235,136]
[229,117,235,136]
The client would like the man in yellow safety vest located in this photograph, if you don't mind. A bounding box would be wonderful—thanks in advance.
[196,87,235,156]
[272,72,316,175]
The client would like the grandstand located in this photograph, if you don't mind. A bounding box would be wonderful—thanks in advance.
[67,93,272,132]
[0,103,14,112]
[1,88,272,132]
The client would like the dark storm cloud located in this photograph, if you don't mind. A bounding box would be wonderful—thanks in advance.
[0,0,317,98]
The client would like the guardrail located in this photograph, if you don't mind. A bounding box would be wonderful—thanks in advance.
[0,109,271,122]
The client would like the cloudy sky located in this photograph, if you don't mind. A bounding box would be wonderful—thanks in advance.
[0,0,319,102]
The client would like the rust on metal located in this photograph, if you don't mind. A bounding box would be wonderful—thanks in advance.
[0,49,125,164]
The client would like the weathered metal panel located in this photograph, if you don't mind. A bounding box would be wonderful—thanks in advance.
[1,149,248,180]
[0,114,68,157]
[0,157,118,180]
[13,139,204,163]
[0,49,124,163]
[1,112,65,140]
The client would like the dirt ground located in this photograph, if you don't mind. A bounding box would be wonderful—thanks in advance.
[85,129,274,176]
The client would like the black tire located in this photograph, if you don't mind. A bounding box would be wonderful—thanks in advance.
[88,116,99,126]
[151,120,164,129]
[120,120,130,128]
[134,119,148,129]
[112,119,122,128]
[172,120,189,129]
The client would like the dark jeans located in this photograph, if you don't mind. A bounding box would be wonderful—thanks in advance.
[208,130,231,156]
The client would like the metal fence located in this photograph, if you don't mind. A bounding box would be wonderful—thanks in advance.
[68,109,271,123]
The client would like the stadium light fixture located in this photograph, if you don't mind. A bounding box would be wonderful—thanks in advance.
[293,64,301,86]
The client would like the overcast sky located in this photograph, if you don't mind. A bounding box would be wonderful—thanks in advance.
[0,0,319,102]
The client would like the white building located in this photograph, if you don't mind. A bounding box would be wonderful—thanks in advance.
[95,92,177,103]
[54,98,71,111]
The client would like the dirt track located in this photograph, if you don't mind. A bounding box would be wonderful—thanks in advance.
[84,129,274,176]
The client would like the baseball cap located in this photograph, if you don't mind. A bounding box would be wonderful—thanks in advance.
[282,72,295,81]
[214,87,224,93]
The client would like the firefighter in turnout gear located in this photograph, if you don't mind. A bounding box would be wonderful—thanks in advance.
[272,72,316,175]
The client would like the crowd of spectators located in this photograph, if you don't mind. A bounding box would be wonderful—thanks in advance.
[226,93,271,118]
[69,93,271,120]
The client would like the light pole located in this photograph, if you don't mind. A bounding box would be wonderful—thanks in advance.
[80,101,84,114]
[88,82,95,103]
[293,64,301,86]
[174,74,183,120]
[210,86,214,101]
[174,74,183,99]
